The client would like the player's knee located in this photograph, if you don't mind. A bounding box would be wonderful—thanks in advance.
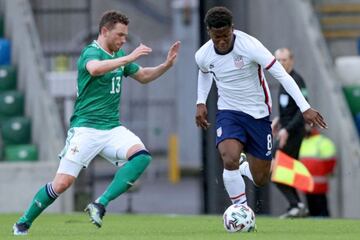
[53,178,74,194]
[224,161,239,170]
[221,154,239,170]
[129,150,152,170]
[126,144,146,159]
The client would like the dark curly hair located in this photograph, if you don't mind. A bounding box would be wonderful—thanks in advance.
[99,10,129,33]
[204,6,233,29]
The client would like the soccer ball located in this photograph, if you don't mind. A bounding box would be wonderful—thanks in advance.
[223,204,256,233]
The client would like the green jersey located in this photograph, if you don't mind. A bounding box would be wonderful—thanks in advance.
[70,40,140,129]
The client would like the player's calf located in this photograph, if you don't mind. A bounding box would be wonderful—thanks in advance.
[252,172,270,186]
[52,173,76,194]
[248,159,271,187]
[12,182,59,236]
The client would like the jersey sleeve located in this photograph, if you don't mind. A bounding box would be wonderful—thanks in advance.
[80,47,102,71]
[283,72,308,132]
[124,62,140,77]
[195,50,209,73]
[196,70,213,105]
[247,36,276,70]
[268,61,310,112]
[118,49,140,77]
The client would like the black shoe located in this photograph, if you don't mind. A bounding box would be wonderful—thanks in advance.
[279,203,309,219]
[85,202,106,228]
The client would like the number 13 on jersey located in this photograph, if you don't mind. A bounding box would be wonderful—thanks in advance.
[110,76,121,94]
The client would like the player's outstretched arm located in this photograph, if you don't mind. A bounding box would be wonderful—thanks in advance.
[86,44,152,76]
[131,41,181,84]
[268,61,328,128]
[302,108,327,129]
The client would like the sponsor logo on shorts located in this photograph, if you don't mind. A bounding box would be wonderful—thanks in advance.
[217,127,222,137]
[265,150,272,156]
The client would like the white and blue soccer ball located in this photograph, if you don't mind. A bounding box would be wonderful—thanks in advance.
[223,204,256,233]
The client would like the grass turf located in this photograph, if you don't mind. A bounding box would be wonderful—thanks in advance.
[1,213,360,239]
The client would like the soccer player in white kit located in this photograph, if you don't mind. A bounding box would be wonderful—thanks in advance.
[195,6,327,206]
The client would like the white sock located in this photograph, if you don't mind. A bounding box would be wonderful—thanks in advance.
[239,161,254,182]
[223,169,247,205]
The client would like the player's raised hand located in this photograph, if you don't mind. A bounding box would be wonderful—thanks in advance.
[128,43,152,62]
[302,108,327,129]
[164,41,181,67]
[196,104,211,130]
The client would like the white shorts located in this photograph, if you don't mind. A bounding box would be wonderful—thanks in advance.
[57,126,145,173]
[57,158,83,177]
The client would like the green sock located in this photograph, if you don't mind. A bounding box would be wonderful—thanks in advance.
[18,183,58,226]
[97,152,152,207]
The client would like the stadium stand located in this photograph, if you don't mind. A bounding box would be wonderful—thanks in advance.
[335,56,360,137]
[4,144,38,162]
[0,0,72,213]
[0,33,37,161]
[314,1,360,58]
[0,65,16,91]
[2,0,65,161]
[317,0,360,137]
[342,85,360,116]
[0,90,24,119]
[1,117,31,145]
[316,3,360,39]
[0,38,10,65]
[0,13,3,37]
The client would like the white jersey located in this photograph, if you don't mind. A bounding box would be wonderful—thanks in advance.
[195,30,276,119]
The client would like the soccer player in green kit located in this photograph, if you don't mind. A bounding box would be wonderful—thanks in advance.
[13,10,180,235]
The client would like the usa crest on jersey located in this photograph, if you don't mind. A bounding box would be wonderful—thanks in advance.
[233,54,244,69]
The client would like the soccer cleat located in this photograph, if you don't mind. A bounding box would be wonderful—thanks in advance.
[239,153,247,165]
[239,152,253,182]
[279,202,309,219]
[85,202,106,228]
[13,222,30,236]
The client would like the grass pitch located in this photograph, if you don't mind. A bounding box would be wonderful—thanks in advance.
[1,213,360,240]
